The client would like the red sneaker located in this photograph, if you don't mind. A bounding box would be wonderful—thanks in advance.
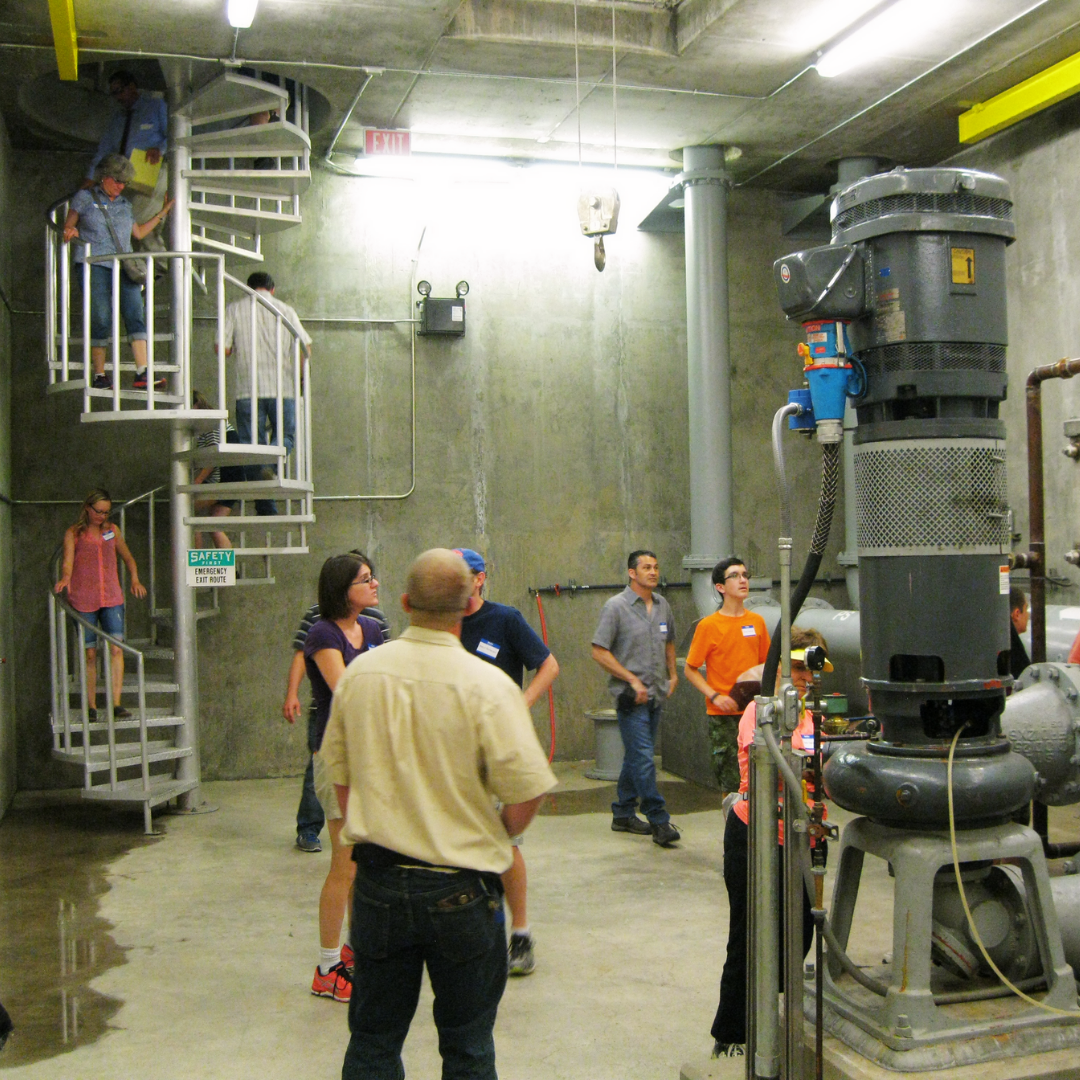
[341,942,355,970]
[311,961,351,1002]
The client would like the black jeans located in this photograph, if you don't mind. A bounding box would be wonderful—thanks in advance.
[711,810,817,1045]
[343,855,508,1080]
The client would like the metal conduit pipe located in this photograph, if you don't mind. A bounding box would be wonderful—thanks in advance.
[771,402,800,541]
[323,68,383,173]
[680,145,734,618]
[1018,356,1080,854]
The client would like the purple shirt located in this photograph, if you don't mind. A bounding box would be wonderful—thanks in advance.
[304,615,382,748]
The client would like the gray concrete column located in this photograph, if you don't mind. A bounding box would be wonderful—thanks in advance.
[680,145,733,618]
[164,61,201,809]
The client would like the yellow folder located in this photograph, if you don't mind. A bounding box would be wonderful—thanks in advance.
[127,148,162,196]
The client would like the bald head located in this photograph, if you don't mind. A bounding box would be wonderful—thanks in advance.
[403,548,472,628]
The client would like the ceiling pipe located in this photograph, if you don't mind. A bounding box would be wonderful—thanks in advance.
[679,145,733,618]
[324,67,383,172]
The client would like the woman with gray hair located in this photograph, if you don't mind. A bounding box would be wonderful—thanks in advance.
[62,153,174,392]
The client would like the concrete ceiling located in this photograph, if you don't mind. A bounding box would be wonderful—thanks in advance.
[2,0,1080,190]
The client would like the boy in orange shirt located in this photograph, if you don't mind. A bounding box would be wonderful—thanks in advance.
[683,557,770,794]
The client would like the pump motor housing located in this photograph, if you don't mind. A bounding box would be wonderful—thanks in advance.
[775,167,1029,826]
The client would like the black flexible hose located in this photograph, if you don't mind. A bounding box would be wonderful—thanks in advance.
[761,441,840,693]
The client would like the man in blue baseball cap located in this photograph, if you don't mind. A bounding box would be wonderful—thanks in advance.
[453,547,560,976]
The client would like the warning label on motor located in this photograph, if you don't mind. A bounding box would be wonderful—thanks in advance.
[187,549,236,587]
[952,247,975,285]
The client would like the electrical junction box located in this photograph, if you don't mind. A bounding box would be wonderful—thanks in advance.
[417,297,465,336]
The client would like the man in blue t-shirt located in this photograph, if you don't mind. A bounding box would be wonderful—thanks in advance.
[454,548,559,977]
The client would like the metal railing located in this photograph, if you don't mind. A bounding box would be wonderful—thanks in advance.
[45,201,228,414]
[48,589,152,792]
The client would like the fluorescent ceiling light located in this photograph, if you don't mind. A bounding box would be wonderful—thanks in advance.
[815,0,943,78]
[346,154,519,183]
[227,0,259,29]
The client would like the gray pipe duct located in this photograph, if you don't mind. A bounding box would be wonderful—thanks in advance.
[680,145,733,618]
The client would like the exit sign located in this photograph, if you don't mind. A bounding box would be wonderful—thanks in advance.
[365,129,411,155]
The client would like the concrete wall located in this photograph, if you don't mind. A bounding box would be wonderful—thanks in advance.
[8,147,842,791]
[949,97,1080,609]
[0,112,14,818]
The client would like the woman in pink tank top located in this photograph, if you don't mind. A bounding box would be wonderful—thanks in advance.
[54,489,147,720]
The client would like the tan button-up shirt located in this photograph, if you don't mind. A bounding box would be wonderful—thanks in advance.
[320,625,557,874]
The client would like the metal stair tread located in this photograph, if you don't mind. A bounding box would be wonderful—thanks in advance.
[54,742,193,769]
[189,205,303,235]
[175,442,287,468]
[177,478,312,498]
[177,72,288,125]
[184,169,310,198]
[80,777,199,807]
[64,678,179,694]
[49,360,179,370]
[81,408,228,427]
[83,386,185,403]
[191,234,264,261]
[53,714,185,733]
[184,513,315,527]
[179,119,310,155]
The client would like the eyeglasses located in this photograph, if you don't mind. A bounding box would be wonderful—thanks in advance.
[724,571,750,581]
[89,505,111,515]
[351,575,375,586]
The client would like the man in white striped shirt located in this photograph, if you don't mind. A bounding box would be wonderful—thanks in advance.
[220,271,312,514]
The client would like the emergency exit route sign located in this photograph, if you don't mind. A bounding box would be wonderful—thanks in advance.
[187,549,235,587]
[365,129,411,155]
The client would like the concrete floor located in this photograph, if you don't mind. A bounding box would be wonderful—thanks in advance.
[5,764,1076,1080]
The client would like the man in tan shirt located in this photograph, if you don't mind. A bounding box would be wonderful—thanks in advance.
[321,548,557,1080]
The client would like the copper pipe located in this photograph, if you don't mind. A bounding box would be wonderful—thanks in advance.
[1025,358,1080,857]
[1025,358,1080,664]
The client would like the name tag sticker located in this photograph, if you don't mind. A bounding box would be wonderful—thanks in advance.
[101,530,115,541]
[741,625,756,637]
[476,639,500,659]
[659,622,668,634]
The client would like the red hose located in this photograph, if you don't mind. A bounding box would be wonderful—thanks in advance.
[535,593,557,762]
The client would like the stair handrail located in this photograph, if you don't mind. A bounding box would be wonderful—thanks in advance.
[46,193,78,384]
[200,272,312,525]
[47,470,166,763]
[48,585,152,796]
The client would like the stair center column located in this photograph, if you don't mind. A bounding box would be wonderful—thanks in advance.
[165,60,201,808]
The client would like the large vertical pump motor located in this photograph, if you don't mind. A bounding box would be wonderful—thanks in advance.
[775,168,1034,826]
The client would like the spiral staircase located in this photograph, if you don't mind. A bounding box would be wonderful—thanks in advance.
[44,70,316,830]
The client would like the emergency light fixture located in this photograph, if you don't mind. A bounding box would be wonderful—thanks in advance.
[416,281,468,337]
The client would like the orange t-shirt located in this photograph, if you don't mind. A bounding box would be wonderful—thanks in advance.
[685,609,770,714]
[733,700,822,843]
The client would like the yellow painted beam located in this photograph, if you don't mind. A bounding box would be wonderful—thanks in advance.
[959,50,1080,144]
[46,0,78,81]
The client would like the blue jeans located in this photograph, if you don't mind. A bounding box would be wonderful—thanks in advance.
[235,396,295,515]
[87,263,146,347]
[344,859,507,1080]
[295,713,324,839]
[612,698,669,825]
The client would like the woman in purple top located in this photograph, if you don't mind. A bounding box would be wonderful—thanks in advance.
[303,553,382,1002]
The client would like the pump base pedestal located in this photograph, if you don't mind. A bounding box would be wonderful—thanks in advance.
[821,817,1080,1066]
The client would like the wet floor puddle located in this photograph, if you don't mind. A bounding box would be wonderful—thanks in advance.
[0,802,155,1066]
[541,779,723,817]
